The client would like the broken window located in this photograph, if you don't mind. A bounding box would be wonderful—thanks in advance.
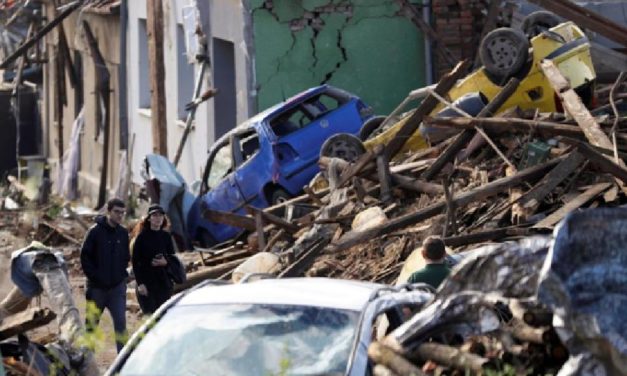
[177,25,195,120]
[270,107,312,137]
[234,130,260,166]
[305,92,345,118]
[138,19,150,109]
[205,140,232,190]
[269,90,350,137]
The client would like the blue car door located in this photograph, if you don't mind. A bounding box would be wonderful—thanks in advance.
[232,129,272,209]
[269,92,362,191]
[197,137,247,242]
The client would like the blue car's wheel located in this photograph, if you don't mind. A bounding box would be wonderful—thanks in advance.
[197,228,217,248]
[320,134,366,163]
[270,188,291,206]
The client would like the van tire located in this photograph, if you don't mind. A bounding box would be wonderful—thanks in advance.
[479,28,529,83]
[359,116,386,141]
[521,11,561,39]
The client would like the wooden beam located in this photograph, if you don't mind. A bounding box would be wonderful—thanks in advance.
[173,46,210,167]
[385,60,471,160]
[533,182,612,228]
[328,156,562,252]
[319,156,443,196]
[247,206,300,234]
[424,116,585,138]
[422,77,520,180]
[541,60,615,150]
[414,342,494,373]
[377,152,393,202]
[0,308,56,341]
[516,151,585,219]
[278,239,327,278]
[0,0,83,69]
[254,211,266,251]
[443,226,536,248]
[368,342,426,376]
[58,24,77,89]
[202,209,256,231]
[146,0,168,156]
[173,259,246,292]
[568,139,627,184]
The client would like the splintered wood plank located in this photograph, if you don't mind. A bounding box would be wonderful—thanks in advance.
[541,60,613,151]
[0,308,56,341]
[533,182,612,229]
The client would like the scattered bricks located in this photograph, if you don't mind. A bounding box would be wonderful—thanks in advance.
[432,0,495,79]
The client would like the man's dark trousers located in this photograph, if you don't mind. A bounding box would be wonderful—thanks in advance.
[86,281,127,353]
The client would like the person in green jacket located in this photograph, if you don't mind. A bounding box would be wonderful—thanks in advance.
[407,236,451,289]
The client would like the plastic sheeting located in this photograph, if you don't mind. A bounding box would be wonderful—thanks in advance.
[439,236,552,298]
[142,154,196,245]
[56,108,84,200]
[386,208,627,375]
[538,208,627,375]
[8,242,99,375]
[386,291,502,351]
[10,241,67,298]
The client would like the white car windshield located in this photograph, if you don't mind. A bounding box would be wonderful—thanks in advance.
[118,304,360,376]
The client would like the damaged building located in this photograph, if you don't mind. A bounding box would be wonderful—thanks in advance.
[3,0,435,207]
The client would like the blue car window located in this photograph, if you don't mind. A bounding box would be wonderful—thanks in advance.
[271,107,312,137]
[240,133,260,163]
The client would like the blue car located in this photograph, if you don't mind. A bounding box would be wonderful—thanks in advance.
[143,85,372,248]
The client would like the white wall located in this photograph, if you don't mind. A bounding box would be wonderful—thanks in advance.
[127,0,254,185]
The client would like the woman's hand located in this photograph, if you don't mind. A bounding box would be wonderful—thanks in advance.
[137,284,148,296]
[151,255,168,267]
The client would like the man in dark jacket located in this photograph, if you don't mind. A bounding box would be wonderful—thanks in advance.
[407,236,451,289]
[80,198,130,353]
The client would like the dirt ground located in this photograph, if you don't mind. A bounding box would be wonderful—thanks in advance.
[0,229,144,372]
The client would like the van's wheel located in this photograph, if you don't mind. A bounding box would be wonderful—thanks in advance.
[359,115,386,141]
[270,188,291,206]
[320,134,366,163]
[479,27,529,83]
[521,11,561,39]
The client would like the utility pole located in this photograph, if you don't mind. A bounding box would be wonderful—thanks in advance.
[146,0,167,156]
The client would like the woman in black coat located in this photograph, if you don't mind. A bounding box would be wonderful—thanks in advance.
[131,204,175,314]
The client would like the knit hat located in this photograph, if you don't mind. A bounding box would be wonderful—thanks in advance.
[148,204,165,216]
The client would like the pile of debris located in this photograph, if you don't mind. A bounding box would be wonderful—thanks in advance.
[367,208,627,375]
[195,58,626,283]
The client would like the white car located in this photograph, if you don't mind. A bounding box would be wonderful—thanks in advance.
[105,277,432,376]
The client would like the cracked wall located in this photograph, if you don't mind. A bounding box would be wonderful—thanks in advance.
[251,0,426,115]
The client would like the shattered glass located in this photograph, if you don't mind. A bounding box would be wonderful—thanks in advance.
[118,304,359,376]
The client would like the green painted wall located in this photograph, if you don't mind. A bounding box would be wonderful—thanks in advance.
[252,0,426,115]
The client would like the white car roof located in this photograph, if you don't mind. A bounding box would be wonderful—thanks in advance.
[175,277,383,311]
